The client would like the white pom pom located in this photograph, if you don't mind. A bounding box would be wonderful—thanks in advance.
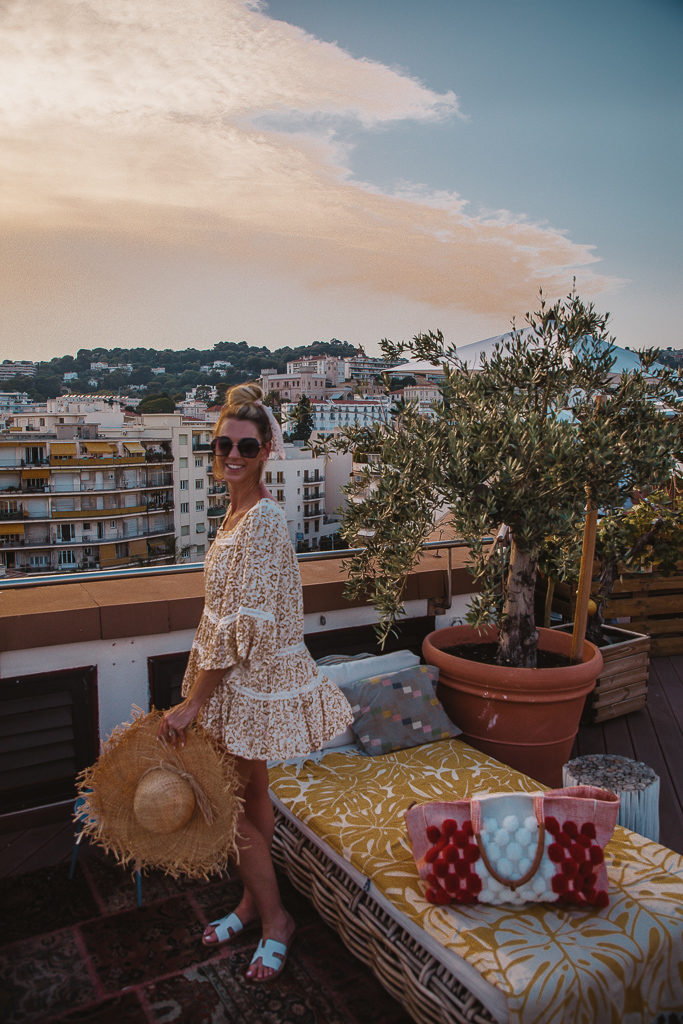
[518,856,532,875]
[495,828,510,847]
[524,815,537,832]
[502,815,519,832]
[483,817,498,834]
[497,857,513,877]
[506,841,523,863]
[515,827,532,847]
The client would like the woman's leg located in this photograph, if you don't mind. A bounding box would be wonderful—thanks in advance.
[225,760,274,926]
[204,758,295,979]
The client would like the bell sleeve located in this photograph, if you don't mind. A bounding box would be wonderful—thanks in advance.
[195,506,284,670]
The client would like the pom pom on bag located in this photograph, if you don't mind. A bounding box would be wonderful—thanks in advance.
[405,786,619,907]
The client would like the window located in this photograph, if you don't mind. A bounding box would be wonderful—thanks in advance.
[196,523,205,534]
[181,525,190,536]
[195,457,203,468]
[180,480,189,490]
[115,542,129,560]
[179,434,188,445]
[195,479,203,489]
[179,457,188,468]
[29,554,50,568]
[265,472,272,484]
[276,471,284,484]
[195,543,205,556]
[57,549,77,566]
[314,521,319,531]
[277,490,284,502]
[58,523,75,542]
[180,502,189,514]
[195,501,204,511]
[82,522,90,531]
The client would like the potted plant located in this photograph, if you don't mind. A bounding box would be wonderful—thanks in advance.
[324,289,679,785]
[545,488,683,722]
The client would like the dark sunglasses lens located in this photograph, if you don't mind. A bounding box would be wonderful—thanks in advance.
[237,439,261,458]
[211,437,261,458]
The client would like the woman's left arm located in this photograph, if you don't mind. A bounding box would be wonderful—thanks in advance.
[157,667,227,748]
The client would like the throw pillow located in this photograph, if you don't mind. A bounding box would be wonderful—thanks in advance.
[347,664,461,755]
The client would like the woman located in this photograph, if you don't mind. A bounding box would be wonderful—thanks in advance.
[157,383,352,982]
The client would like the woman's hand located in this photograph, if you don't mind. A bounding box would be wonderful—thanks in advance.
[157,699,200,749]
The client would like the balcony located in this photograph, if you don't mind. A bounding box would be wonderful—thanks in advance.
[207,504,227,518]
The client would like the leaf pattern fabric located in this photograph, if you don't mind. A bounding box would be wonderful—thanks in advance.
[269,739,683,1023]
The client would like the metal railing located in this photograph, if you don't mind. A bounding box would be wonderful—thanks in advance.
[0,537,477,588]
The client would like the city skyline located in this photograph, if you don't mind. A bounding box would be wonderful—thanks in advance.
[2,0,681,362]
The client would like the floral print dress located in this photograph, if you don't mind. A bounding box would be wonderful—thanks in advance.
[181,497,353,760]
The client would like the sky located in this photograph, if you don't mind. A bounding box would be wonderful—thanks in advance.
[1,0,681,363]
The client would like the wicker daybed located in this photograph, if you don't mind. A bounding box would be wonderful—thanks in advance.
[268,653,683,1024]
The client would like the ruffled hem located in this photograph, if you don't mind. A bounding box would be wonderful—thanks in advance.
[197,674,353,761]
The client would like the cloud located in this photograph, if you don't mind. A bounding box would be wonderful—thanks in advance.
[0,0,615,353]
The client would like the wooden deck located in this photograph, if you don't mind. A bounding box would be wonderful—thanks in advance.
[572,653,683,854]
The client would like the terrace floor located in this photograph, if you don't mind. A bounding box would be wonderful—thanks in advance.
[1,655,681,1024]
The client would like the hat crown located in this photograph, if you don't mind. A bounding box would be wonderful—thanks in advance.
[133,766,196,834]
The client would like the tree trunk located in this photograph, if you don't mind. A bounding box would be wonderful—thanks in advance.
[498,540,538,667]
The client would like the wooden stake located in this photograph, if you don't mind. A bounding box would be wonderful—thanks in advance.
[571,489,598,663]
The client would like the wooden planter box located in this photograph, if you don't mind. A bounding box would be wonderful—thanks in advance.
[553,624,651,724]
[543,567,683,658]
[603,570,683,657]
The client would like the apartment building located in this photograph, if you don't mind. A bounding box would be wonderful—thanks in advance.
[259,445,343,551]
[401,380,441,418]
[343,348,392,383]
[135,413,219,563]
[0,421,175,575]
[286,355,346,386]
[0,361,37,380]
[259,370,329,402]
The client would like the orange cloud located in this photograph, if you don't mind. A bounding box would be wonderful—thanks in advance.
[0,0,616,348]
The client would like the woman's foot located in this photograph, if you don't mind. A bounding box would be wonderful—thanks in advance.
[202,899,259,946]
[246,913,296,982]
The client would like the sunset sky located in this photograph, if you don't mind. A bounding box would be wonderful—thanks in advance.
[2,0,681,362]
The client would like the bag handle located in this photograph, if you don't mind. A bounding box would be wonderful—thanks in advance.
[471,794,546,892]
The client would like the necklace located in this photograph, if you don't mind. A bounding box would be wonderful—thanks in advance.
[223,496,260,533]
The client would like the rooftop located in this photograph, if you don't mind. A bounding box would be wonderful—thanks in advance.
[0,555,681,1022]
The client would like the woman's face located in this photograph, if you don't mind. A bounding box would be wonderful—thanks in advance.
[216,417,269,488]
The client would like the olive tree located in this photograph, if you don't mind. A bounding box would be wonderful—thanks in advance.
[324,290,680,667]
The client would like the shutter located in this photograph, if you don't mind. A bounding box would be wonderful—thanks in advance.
[0,666,98,813]
[148,652,190,710]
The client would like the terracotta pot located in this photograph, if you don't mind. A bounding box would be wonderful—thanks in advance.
[423,624,603,788]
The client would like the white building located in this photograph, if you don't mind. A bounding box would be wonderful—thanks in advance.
[343,348,392,383]
[281,396,393,436]
[0,361,37,380]
[262,445,344,551]
[402,380,441,418]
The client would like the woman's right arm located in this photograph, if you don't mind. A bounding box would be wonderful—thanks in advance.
[157,666,228,747]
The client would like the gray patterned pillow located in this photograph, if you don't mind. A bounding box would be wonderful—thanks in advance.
[347,664,461,755]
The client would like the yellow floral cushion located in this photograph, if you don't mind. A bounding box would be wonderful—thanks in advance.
[269,738,683,1024]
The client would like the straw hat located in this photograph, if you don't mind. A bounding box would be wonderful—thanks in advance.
[75,708,242,879]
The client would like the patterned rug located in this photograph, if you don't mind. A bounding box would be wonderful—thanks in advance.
[0,844,412,1024]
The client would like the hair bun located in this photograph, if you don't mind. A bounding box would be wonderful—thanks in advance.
[225,382,263,409]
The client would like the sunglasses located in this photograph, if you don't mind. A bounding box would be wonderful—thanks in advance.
[210,436,263,459]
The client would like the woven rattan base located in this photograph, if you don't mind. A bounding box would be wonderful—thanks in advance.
[272,807,499,1024]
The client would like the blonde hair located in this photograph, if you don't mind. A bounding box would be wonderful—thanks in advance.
[212,382,272,481]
